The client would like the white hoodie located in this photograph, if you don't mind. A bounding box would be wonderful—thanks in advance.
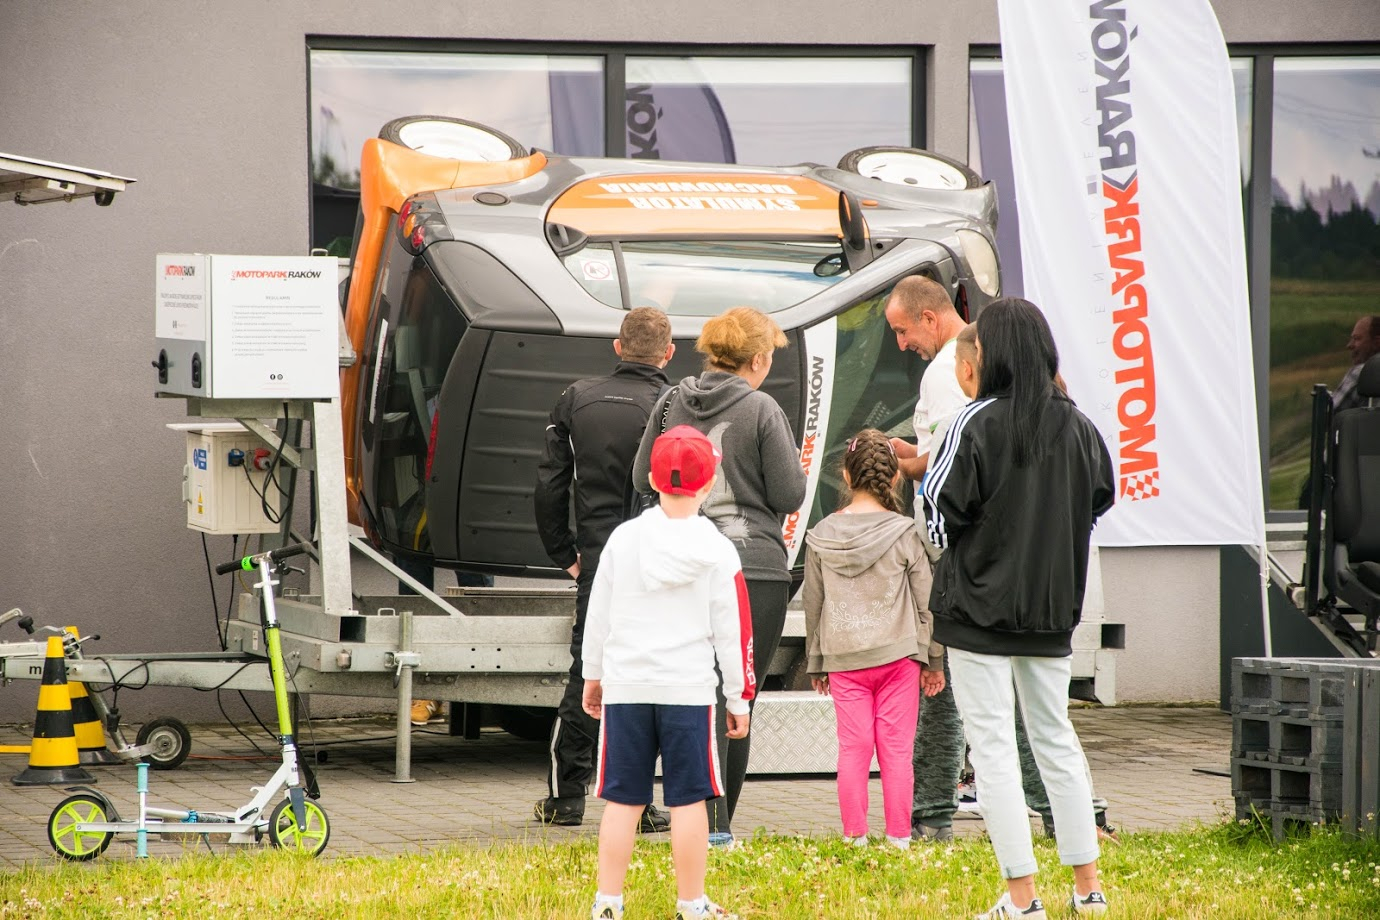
[582,506,756,715]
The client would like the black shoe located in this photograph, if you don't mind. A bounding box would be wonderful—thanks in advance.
[534,797,584,826]
[638,804,670,833]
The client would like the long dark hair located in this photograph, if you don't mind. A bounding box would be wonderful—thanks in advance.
[975,298,1065,467]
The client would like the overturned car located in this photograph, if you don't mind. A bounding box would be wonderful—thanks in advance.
[340,116,1001,576]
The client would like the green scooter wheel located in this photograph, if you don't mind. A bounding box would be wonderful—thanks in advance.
[48,793,114,861]
[267,797,330,856]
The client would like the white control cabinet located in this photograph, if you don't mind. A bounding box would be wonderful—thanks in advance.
[175,424,281,535]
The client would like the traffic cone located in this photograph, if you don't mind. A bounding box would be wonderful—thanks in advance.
[62,627,118,766]
[12,637,95,785]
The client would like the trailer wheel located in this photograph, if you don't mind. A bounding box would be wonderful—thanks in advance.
[48,793,114,861]
[136,717,192,770]
[495,705,556,742]
[268,798,330,856]
[837,146,983,191]
[378,115,527,162]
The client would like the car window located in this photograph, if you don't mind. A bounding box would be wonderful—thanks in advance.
[562,239,849,313]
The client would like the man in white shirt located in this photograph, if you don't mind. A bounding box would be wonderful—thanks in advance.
[884,276,971,482]
[881,274,970,842]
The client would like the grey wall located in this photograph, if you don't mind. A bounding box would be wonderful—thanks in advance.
[1,1,1377,721]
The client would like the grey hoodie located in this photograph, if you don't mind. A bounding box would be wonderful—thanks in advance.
[802,510,942,677]
[633,371,807,582]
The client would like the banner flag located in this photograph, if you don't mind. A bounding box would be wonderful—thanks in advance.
[996,0,1264,546]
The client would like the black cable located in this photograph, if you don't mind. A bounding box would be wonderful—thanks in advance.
[216,690,272,757]
[200,533,221,648]
[242,464,284,524]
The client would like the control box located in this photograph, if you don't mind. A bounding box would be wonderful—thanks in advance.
[174,424,282,535]
[154,253,338,399]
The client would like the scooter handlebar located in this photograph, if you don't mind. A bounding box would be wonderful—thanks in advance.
[215,543,312,575]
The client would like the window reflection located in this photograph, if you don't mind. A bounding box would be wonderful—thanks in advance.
[1268,57,1380,508]
[624,57,911,166]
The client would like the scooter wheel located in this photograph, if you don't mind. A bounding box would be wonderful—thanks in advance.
[49,793,114,861]
[267,798,330,856]
[136,717,192,770]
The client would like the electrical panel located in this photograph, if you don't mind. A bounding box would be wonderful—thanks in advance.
[153,253,338,399]
[174,424,282,535]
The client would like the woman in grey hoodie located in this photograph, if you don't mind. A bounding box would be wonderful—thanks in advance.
[802,428,945,848]
[632,306,807,845]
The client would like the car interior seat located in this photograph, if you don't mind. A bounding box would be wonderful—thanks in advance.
[1324,352,1380,649]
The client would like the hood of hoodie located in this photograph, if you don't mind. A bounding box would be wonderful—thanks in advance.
[636,506,726,591]
[804,511,917,577]
[677,372,755,421]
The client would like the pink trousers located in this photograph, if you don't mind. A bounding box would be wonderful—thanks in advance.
[830,657,920,838]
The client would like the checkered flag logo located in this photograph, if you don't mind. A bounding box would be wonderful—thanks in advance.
[1121,471,1160,501]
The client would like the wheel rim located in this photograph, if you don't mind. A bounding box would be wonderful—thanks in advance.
[855,151,971,190]
[395,120,517,161]
[50,797,110,859]
[147,726,183,762]
[273,801,329,854]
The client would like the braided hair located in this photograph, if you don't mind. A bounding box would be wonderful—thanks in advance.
[840,428,902,514]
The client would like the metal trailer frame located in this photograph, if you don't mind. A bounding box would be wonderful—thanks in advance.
[2,391,1123,779]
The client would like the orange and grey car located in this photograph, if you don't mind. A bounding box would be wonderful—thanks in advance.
[341,115,1002,576]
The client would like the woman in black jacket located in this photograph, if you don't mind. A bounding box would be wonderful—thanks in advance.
[922,299,1114,919]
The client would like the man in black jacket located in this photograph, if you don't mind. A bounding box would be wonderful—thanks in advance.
[533,306,675,831]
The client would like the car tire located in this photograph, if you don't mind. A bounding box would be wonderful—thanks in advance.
[378,115,527,162]
[837,146,983,191]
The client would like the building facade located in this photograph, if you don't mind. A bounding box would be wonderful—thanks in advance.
[1,1,1377,720]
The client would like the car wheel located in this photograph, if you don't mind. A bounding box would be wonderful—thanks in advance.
[378,115,527,162]
[837,146,983,191]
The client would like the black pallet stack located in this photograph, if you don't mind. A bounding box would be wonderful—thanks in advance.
[1231,657,1380,840]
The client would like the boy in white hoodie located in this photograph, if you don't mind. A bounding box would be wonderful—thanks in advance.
[583,425,755,920]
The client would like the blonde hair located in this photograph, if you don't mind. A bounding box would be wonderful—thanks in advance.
[695,307,787,372]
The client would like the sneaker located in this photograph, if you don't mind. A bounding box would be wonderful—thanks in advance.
[409,699,443,726]
[886,834,911,850]
[638,804,670,833]
[707,831,737,849]
[912,822,954,843]
[675,897,738,919]
[533,797,583,826]
[975,893,1047,919]
[843,834,868,847]
[591,901,623,920]
[1070,887,1108,915]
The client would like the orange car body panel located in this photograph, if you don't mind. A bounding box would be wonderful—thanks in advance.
[341,139,546,524]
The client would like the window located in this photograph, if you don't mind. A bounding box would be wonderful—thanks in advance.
[623,57,912,166]
[562,240,850,314]
[1267,57,1380,508]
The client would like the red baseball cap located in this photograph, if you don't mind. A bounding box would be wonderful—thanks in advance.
[650,425,721,496]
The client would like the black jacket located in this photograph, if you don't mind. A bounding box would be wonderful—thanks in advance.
[534,361,669,574]
[922,393,1115,657]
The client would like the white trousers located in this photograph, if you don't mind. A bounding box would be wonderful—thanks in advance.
[948,648,1100,878]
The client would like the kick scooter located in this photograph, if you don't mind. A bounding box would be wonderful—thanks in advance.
[45,543,329,859]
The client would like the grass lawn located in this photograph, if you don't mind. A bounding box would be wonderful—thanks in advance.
[3,823,1378,919]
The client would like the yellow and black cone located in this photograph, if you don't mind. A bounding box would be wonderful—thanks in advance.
[12,637,95,786]
[63,628,118,766]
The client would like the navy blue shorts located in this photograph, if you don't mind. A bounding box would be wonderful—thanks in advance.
[595,703,721,808]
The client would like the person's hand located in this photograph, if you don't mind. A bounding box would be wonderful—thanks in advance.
[582,679,603,719]
[920,667,946,698]
[565,557,581,580]
[890,437,918,460]
[726,710,750,739]
[811,676,830,696]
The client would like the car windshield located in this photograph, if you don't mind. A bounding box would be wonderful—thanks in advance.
[562,239,850,314]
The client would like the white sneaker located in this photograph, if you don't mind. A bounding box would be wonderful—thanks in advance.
[1071,887,1108,914]
[591,899,623,919]
[886,834,911,850]
[843,834,868,847]
[975,892,1047,919]
[675,897,737,919]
